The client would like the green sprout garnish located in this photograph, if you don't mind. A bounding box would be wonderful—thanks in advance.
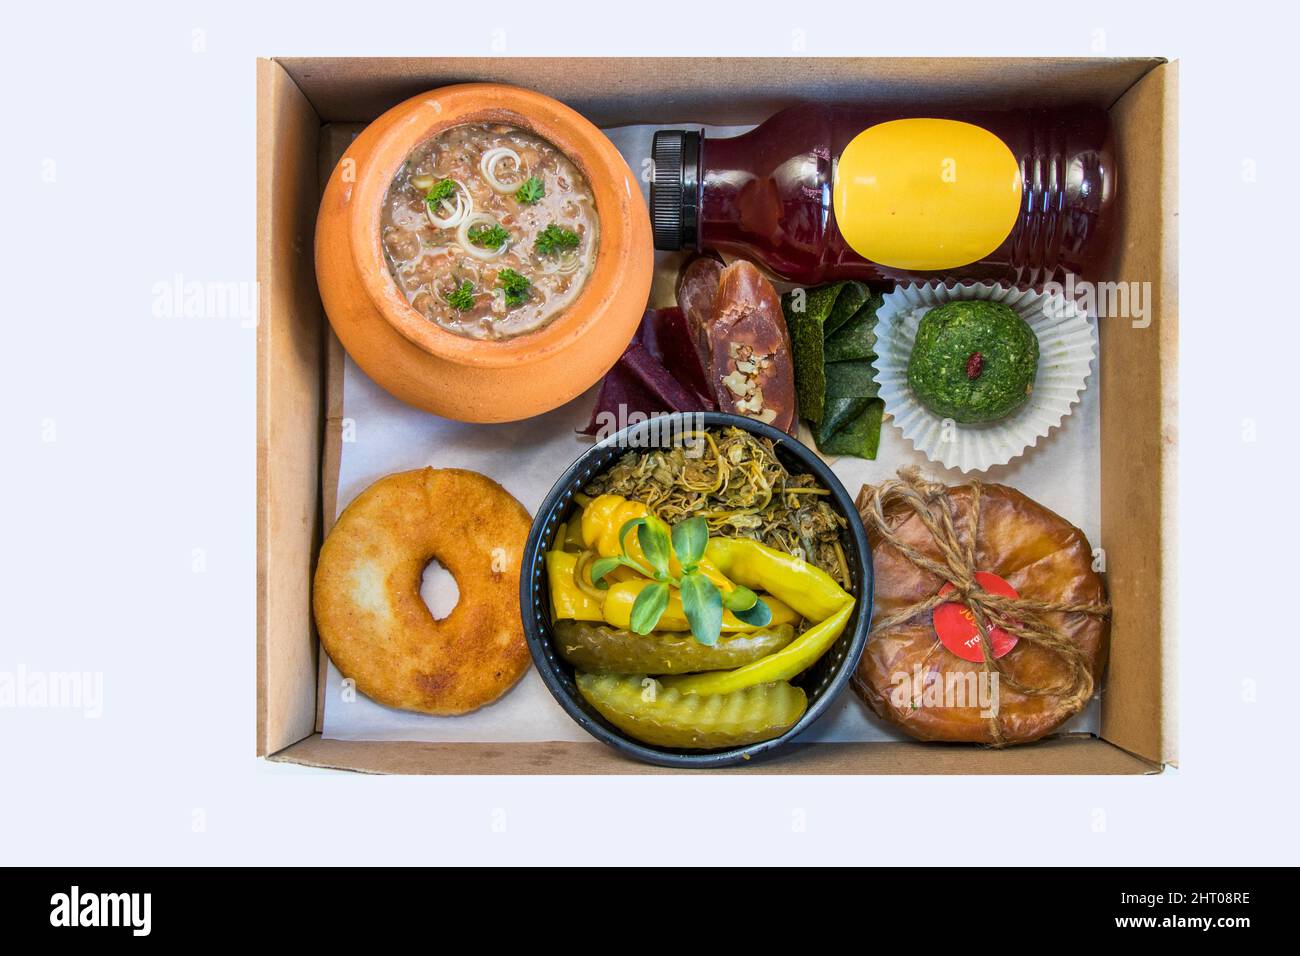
[425,178,457,206]
[514,176,545,205]
[445,281,475,311]
[496,268,531,308]
[468,223,510,249]
[534,223,580,256]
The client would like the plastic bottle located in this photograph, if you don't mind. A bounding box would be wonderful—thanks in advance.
[651,104,1114,286]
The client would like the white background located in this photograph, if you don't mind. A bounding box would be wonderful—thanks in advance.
[1,0,1295,866]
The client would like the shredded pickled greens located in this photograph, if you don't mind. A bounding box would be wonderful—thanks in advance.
[582,427,850,587]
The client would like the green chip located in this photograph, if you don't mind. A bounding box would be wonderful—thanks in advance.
[824,291,882,363]
[823,282,870,337]
[819,397,873,442]
[783,284,841,424]
[817,399,885,460]
[823,358,879,400]
[783,282,887,461]
[819,359,881,439]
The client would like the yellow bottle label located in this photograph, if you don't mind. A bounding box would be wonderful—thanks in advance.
[832,119,1022,271]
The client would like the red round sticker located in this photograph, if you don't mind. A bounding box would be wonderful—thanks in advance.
[933,572,1019,662]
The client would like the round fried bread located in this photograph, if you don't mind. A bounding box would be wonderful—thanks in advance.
[313,467,532,715]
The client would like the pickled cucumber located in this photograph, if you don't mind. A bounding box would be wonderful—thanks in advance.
[554,620,796,675]
[576,673,807,749]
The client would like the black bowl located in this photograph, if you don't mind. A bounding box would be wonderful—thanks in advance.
[520,411,874,768]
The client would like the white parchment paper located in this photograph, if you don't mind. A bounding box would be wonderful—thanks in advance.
[321,123,1103,744]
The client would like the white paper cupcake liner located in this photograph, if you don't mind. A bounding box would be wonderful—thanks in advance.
[875,282,1096,473]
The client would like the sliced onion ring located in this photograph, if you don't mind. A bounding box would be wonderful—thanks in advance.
[425,179,473,229]
[480,147,523,193]
[539,247,583,276]
[456,212,508,261]
[427,193,465,229]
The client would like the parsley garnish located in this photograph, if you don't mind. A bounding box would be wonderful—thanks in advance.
[468,223,510,249]
[425,178,457,206]
[446,281,475,311]
[535,223,580,256]
[497,269,531,308]
[515,176,545,205]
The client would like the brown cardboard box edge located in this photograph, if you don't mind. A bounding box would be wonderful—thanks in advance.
[256,57,1178,774]
[1163,62,1180,767]
[278,56,1165,125]
[1097,61,1179,767]
[256,59,325,756]
[271,734,1157,776]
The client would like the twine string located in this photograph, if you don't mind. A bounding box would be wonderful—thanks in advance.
[855,468,1111,745]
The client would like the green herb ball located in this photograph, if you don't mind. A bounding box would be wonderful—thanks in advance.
[906,301,1039,424]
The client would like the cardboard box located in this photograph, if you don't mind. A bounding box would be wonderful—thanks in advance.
[256,57,1178,774]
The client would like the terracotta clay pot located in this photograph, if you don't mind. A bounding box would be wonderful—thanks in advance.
[315,84,653,421]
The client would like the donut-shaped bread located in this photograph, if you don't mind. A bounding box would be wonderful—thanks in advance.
[853,482,1109,745]
[313,468,533,715]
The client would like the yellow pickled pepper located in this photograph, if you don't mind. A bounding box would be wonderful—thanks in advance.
[581,494,737,593]
[600,579,799,633]
[544,550,604,622]
[557,497,859,700]
[704,537,852,622]
[662,599,855,696]
[559,496,842,641]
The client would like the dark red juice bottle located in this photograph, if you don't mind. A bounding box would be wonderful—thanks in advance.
[651,104,1114,286]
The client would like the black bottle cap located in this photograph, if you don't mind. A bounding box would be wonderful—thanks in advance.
[651,129,702,250]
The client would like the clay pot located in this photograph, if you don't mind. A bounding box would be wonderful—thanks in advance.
[315,84,653,421]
